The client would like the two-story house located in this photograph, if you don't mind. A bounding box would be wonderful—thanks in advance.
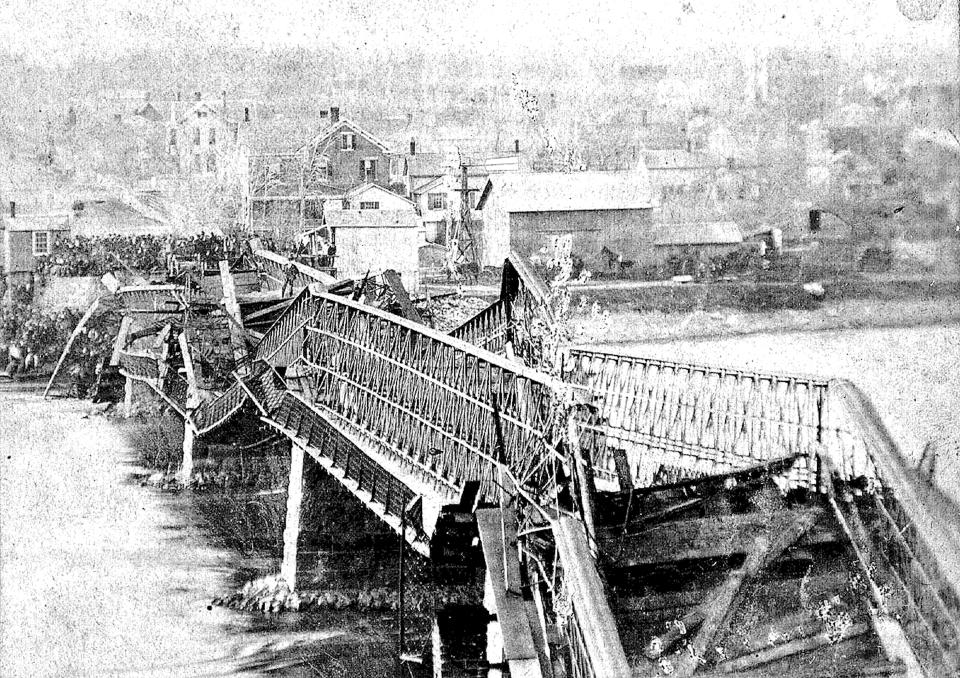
[300,108,393,191]
[167,92,241,177]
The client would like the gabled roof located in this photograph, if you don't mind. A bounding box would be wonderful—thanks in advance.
[177,101,235,125]
[413,175,487,195]
[653,221,743,246]
[325,210,420,229]
[476,171,654,212]
[306,118,392,154]
[342,182,415,207]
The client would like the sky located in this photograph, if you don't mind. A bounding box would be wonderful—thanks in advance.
[0,0,957,66]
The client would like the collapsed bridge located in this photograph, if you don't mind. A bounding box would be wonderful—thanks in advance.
[93,247,960,678]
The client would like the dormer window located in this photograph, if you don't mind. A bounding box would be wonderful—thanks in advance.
[341,132,356,150]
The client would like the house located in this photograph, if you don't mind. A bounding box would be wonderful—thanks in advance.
[243,108,398,237]
[410,171,487,246]
[323,209,421,289]
[300,108,394,191]
[643,149,761,223]
[1,202,72,292]
[475,170,656,269]
[167,92,242,177]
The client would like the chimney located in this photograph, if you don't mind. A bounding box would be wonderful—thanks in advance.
[244,106,250,123]
[9,201,15,218]
[176,91,182,102]
[514,139,520,154]
[221,90,227,112]
[330,106,340,123]
[410,139,416,155]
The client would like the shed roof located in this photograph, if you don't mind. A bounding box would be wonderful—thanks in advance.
[654,221,743,246]
[476,170,654,213]
[325,210,420,229]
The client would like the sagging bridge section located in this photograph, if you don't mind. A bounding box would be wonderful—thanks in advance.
[109,250,959,678]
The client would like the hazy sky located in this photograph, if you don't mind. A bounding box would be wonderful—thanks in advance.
[1,0,957,65]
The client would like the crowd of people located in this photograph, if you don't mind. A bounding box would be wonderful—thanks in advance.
[36,232,245,278]
[0,302,116,393]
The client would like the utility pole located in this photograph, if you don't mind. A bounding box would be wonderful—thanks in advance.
[452,159,480,266]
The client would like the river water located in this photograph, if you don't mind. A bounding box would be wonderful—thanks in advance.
[2,323,956,677]
[0,388,401,678]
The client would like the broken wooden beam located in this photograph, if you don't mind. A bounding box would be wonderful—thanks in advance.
[644,508,823,664]
[382,269,424,324]
[608,507,830,567]
[713,621,871,674]
[695,658,905,678]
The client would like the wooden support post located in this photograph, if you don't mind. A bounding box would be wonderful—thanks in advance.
[181,424,195,482]
[110,316,133,367]
[219,260,248,371]
[177,332,200,482]
[280,442,305,590]
[124,375,134,418]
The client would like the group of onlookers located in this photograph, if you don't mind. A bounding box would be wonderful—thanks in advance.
[36,232,245,278]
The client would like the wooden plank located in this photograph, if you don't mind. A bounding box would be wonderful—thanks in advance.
[608,507,829,567]
[43,296,101,398]
[696,658,905,678]
[382,269,424,324]
[476,508,542,677]
[552,516,632,678]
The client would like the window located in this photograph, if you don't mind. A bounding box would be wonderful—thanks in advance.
[341,132,356,150]
[389,157,400,176]
[467,191,477,209]
[209,128,216,145]
[359,201,379,210]
[168,129,176,146]
[428,193,447,210]
[193,127,201,146]
[206,154,217,173]
[32,231,51,256]
[312,156,332,182]
[360,158,377,182]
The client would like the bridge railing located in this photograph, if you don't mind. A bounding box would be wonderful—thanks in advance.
[254,288,315,367]
[564,347,829,491]
[300,291,559,504]
[448,298,509,354]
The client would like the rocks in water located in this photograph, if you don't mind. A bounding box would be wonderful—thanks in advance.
[214,575,481,616]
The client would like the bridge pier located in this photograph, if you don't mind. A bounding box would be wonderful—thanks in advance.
[280,441,305,590]
[179,422,195,481]
[124,376,133,418]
